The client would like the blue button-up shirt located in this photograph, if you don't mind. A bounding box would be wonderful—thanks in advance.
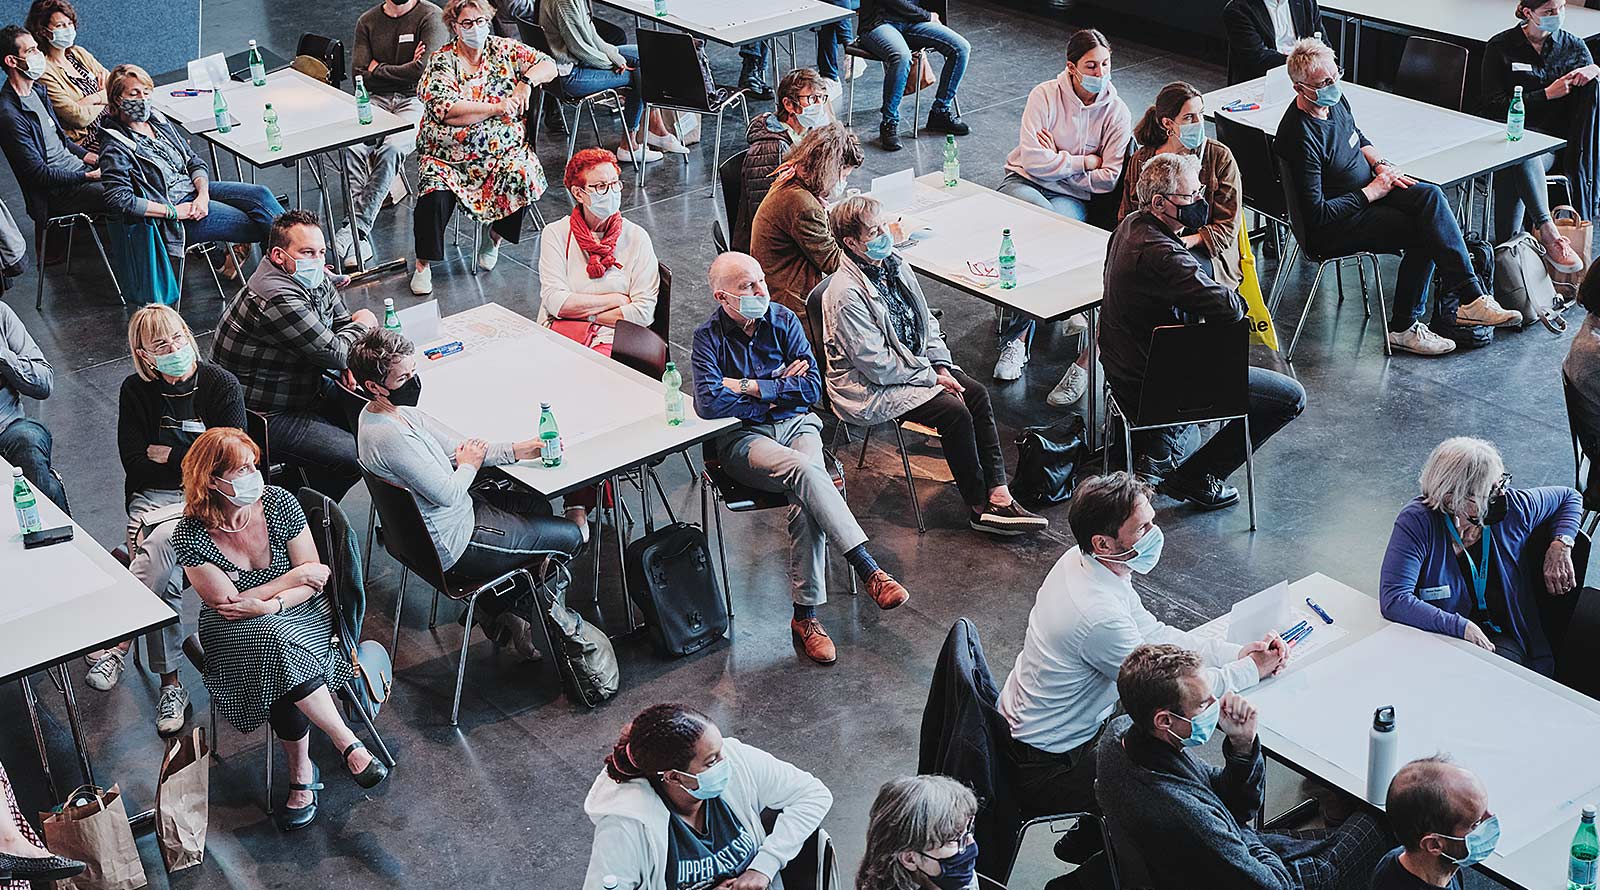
[691,303,821,425]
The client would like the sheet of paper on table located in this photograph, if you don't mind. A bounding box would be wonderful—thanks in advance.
[871,168,917,211]
[188,54,230,90]
[1228,580,1290,644]
[1343,90,1495,169]
[1247,622,1600,855]
[1189,603,1349,661]
[0,506,114,626]
[397,300,442,344]
[903,193,1101,286]
[439,303,541,351]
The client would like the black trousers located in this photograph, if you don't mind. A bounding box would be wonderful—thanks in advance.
[413,190,527,262]
[268,676,327,741]
[449,484,584,620]
[897,367,1006,508]
[1012,731,1101,820]
[46,180,109,218]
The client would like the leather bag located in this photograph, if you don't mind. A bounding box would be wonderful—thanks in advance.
[1495,233,1568,333]
[1010,414,1086,508]
[534,558,620,707]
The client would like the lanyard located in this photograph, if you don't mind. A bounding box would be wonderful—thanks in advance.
[1443,517,1500,632]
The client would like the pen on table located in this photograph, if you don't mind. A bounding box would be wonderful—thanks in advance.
[424,340,463,359]
[1280,619,1309,640]
[1285,625,1314,645]
[1306,597,1334,624]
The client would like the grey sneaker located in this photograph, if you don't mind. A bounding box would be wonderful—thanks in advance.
[85,648,126,691]
[156,685,191,736]
[992,339,1028,381]
[1046,363,1088,407]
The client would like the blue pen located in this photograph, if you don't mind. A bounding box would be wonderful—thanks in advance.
[1286,625,1314,645]
[1306,597,1334,624]
[1280,619,1309,639]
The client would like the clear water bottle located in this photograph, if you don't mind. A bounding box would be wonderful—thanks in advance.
[213,88,231,133]
[943,135,959,187]
[383,298,401,331]
[264,102,282,152]
[998,228,1017,290]
[355,75,373,126]
[1508,85,1526,142]
[539,402,563,467]
[12,467,40,534]
[1573,805,1599,890]
[663,361,685,426]
[248,39,267,86]
[654,0,668,15]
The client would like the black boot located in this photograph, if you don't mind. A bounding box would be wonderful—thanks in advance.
[739,57,773,101]
[879,122,902,152]
[927,106,970,135]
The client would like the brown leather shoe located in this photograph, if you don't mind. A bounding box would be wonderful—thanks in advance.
[790,617,837,665]
[865,570,909,610]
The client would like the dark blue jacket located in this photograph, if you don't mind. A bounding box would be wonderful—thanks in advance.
[692,303,821,425]
[0,81,88,222]
[97,111,208,257]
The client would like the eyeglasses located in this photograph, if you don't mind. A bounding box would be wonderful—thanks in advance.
[790,92,825,107]
[144,331,189,353]
[1491,472,1513,496]
[1163,189,1204,203]
[1297,68,1344,90]
[581,181,623,196]
[456,16,491,29]
[938,822,977,850]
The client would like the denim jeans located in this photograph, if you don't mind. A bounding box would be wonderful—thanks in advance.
[856,19,969,126]
[265,378,361,501]
[342,93,424,237]
[553,45,644,132]
[181,180,285,253]
[996,171,1088,344]
[0,417,66,510]
[1492,150,1557,245]
[816,12,855,81]
[739,41,769,71]
[1121,366,1306,483]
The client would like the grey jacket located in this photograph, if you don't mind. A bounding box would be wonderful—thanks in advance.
[0,301,52,436]
[820,254,950,426]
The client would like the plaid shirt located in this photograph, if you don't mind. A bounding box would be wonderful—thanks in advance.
[211,260,367,414]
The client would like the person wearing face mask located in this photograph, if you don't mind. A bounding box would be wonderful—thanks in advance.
[1374,757,1495,890]
[172,428,389,831]
[211,209,379,503]
[1481,0,1598,267]
[351,328,582,658]
[821,194,1048,537]
[1096,643,1391,889]
[24,0,105,150]
[993,28,1131,384]
[1275,38,1521,357]
[583,703,832,890]
[749,122,863,352]
[997,473,1286,861]
[738,68,830,254]
[89,306,246,734]
[1101,152,1306,509]
[692,252,911,665]
[856,775,980,890]
[1379,436,1581,675]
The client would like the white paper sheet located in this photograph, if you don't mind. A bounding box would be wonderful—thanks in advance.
[398,300,443,345]
[902,193,1102,288]
[871,168,917,211]
[1248,623,1600,855]
[0,503,114,626]
[1228,580,1290,645]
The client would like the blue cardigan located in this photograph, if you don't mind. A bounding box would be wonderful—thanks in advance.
[1379,487,1581,673]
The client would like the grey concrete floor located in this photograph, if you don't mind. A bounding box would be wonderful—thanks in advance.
[0,0,1571,887]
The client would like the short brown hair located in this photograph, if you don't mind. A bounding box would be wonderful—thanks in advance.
[775,122,863,196]
[105,63,153,106]
[1066,28,1110,65]
[1388,755,1475,851]
[1067,472,1152,551]
[1117,644,1204,733]
[828,193,881,245]
[1133,81,1203,149]
[269,208,322,252]
[181,428,261,530]
[349,328,414,393]
[777,67,824,118]
[441,0,493,27]
[25,0,76,50]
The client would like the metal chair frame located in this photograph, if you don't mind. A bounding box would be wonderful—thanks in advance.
[35,212,122,311]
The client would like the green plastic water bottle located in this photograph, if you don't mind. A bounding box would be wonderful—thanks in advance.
[663,361,685,426]
[12,467,40,534]
[355,75,373,126]
[654,0,668,15]
[1508,85,1526,142]
[539,402,563,467]
[264,102,282,152]
[213,88,231,133]
[943,135,959,187]
[998,228,1017,290]
[248,39,267,86]
[1572,805,1599,890]
[382,298,401,331]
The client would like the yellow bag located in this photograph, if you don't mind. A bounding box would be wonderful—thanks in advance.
[1237,220,1279,350]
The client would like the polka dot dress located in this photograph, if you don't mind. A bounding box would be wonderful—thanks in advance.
[1,759,42,890]
[172,486,352,734]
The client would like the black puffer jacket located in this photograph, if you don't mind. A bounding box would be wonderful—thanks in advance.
[735,112,796,253]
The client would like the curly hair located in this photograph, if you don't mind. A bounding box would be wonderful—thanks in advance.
[564,147,621,191]
[603,703,712,783]
[857,776,979,890]
[774,122,863,197]
[25,0,76,51]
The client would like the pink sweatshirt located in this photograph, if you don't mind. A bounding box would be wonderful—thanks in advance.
[1003,69,1133,200]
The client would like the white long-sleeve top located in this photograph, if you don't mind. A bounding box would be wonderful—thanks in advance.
[1003,70,1133,201]
[537,214,660,347]
[998,546,1260,754]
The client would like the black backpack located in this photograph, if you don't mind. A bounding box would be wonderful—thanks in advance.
[1429,232,1495,349]
[624,522,728,657]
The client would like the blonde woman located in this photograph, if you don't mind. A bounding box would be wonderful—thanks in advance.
[856,775,980,890]
[26,0,106,149]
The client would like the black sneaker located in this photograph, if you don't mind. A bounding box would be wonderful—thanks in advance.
[971,501,1049,536]
[880,122,903,152]
[1159,473,1240,510]
[927,108,970,136]
[738,60,774,101]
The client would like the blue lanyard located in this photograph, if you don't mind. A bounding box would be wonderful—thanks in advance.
[1443,517,1500,632]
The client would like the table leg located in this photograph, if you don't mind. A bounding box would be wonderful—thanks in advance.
[56,665,95,787]
[1086,307,1100,451]
[295,161,303,209]
[610,475,639,632]
[1352,18,1363,84]
[769,38,779,97]
[20,675,60,802]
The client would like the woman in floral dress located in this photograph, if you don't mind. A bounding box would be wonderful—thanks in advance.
[410,0,558,296]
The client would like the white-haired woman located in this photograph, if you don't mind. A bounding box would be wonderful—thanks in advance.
[1379,436,1582,675]
[856,775,980,890]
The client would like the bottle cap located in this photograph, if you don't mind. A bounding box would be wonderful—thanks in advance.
[665,361,676,371]
[11,467,21,476]
[1586,804,1597,818]
[541,402,551,409]
[1372,705,1395,731]
[250,39,257,46]
[384,298,395,307]
[1002,227,1012,235]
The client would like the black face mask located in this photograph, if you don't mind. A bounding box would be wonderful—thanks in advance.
[1484,492,1508,526]
[1166,194,1211,231]
[387,374,422,408]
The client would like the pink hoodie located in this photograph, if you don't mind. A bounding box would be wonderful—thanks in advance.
[1004,69,1133,200]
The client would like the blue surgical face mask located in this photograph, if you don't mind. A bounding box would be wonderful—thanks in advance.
[921,840,980,890]
[292,257,325,290]
[737,292,770,320]
[1078,72,1105,95]
[1539,10,1565,34]
[1167,696,1220,748]
[587,187,621,219]
[50,26,76,50]
[151,342,196,377]
[1096,524,1164,574]
[679,758,732,801]
[458,22,490,49]
[864,230,894,261]
[1177,121,1205,151]
[1313,79,1342,107]
[1437,815,1500,867]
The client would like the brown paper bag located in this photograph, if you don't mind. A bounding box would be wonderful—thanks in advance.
[911,53,937,93]
[40,785,147,890]
[155,728,209,872]
[1553,204,1592,289]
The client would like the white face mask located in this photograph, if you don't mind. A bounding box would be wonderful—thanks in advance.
[458,22,490,49]
[216,469,264,507]
[50,25,76,50]
[22,52,47,80]
[586,187,621,219]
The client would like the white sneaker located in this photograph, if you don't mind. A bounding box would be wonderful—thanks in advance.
[477,229,500,272]
[1046,363,1088,406]
[1065,313,1088,333]
[618,145,664,165]
[820,77,842,113]
[340,232,375,271]
[644,132,689,154]
[1455,295,1521,328]
[83,648,112,665]
[1388,321,1456,356]
[333,224,354,259]
[992,339,1028,380]
[410,265,433,295]
[156,685,190,736]
[85,648,126,692]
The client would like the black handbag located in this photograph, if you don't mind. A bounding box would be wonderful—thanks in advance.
[625,521,728,658]
[1010,414,1086,508]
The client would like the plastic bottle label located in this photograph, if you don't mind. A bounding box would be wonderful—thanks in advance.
[1574,856,1598,887]
[543,434,563,462]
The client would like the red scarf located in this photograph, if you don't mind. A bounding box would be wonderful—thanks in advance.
[568,206,623,279]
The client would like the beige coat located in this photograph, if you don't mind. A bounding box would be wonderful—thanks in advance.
[1118,138,1245,290]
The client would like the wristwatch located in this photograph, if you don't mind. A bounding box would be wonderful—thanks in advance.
[739,378,751,396]
[1555,533,1576,548]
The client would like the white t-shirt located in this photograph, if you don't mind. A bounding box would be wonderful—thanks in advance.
[1264,0,1299,55]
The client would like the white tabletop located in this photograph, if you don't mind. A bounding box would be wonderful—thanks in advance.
[153,68,414,168]
[1196,574,1600,890]
[595,0,852,47]
[0,456,176,685]
[1205,77,1565,189]
[410,303,738,498]
[1323,0,1600,43]
[889,174,1108,322]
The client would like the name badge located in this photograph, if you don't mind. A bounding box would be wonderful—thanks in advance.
[398,33,416,44]
[1512,62,1534,72]
[1418,584,1451,602]
[1348,130,1360,149]
[180,420,206,433]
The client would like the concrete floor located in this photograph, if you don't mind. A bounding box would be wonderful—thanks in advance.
[0,0,1575,887]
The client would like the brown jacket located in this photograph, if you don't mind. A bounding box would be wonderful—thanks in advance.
[40,45,107,147]
[1118,138,1244,290]
[750,176,842,326]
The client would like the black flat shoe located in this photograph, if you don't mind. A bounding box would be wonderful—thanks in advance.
[276,764,322,832]
[345,740,389,789]
[1159,472,1240,510]
[0,851,86,881]
[927,108,970,136]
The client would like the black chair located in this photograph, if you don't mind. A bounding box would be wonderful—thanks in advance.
[244,409,309,490]
[759,811,841,890]
[1215,116,1291,309]
[179,634,275,813]
[652,261,673,346]
[1393,36,1469,112]
[1563,371,1600,531]
[1276,155,1390,360]
[711,218,729,254]
[612,318,669,379]
[295,33,346,89]
[1105,320,1257,530]
[514,17,638,165]
[843,0,950,137]
[1098,806,1155,890]
[718,148,747,232]
[29,211,122,312]
[634,30,752,199]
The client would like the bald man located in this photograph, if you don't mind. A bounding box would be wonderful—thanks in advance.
[691,252,909,665]
[1374,756,1496,889]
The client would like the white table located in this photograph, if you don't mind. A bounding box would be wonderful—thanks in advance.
[0,455,177,805]
[1322,0,1600,80]
[1196,574,1600,890]
[596,0,852,92]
